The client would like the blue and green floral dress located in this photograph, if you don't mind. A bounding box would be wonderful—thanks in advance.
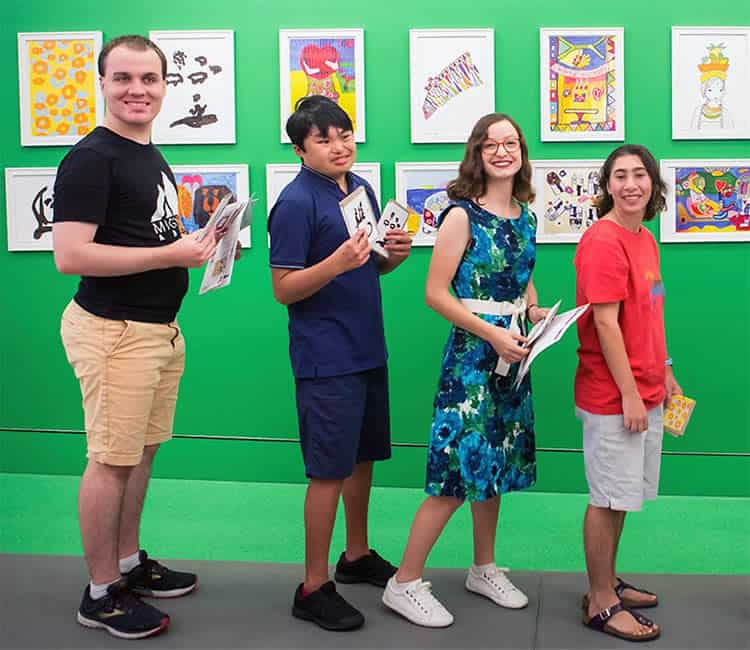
[425,199,537,502]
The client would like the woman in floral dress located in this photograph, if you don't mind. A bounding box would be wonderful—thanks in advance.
[383,113,550,628]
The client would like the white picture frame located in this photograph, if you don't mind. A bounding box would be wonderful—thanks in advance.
[540,27,624,141]
[529,159,605,243]
[660,159,750,243]
[279,29,365,143]
[17,31,103,147]
[395,162,460,246]
[171,164,250,247]
[5,167,57,251]
[409,29,495,143]
[671,26,750,140]
[149,30,236,145]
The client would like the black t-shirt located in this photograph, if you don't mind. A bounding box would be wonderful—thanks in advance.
[54,126,188,323]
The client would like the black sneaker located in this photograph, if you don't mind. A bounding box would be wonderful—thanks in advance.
[292,581,365,631]
[77,579,170,639]
[334,549,397,587]
[123,550,197,598]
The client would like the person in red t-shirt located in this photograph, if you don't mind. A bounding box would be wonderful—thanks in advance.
[573,145,683,643]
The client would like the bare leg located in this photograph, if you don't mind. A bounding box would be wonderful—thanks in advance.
[118,444,159,559]
[470,496,500,566]
[303,477,344,592]
[610,511,656,606]
[78,460,132,584]
[395,496,463,582]
[341,461,372,561]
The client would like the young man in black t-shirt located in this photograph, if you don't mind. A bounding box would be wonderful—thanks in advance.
[53,35,217,640]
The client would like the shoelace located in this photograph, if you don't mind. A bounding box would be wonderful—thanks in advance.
[483,567,519,593]
[107,582,144,614]
[407,580,445,614]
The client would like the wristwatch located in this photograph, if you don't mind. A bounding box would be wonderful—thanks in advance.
[665,357,673,366]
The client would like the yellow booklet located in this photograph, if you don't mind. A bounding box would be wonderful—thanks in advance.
[664,395,695,437]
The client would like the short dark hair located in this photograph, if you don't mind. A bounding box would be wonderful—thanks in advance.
[98,35,167,79]
[596,144,667,222]
[285,95,353,150]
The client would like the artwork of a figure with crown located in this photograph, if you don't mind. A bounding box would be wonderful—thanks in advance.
[672,27,750,140]
[540,28,624,141]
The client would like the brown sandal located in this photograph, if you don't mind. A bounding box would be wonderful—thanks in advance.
[583,601,660,642]
[615,577,658,608]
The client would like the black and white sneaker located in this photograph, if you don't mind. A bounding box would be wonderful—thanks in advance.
[334,549,397,588]
[123,550,197,598]
[292,581,365,631]
[77,579,169,639]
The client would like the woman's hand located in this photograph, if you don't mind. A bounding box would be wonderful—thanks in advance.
[527,304,550,324]
[487,327,529,365]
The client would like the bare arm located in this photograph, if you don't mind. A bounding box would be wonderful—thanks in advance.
[592,302,647,432]
[271,228,370,305]
[425,207,527,364]
[53,221,217,276]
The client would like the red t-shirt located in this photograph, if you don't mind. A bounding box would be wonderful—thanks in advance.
[574,220,667,414]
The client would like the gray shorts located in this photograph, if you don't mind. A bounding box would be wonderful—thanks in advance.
[576,405,664,512]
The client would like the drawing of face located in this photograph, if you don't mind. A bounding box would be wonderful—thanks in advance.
[100,45,166,131]
[606,154,653,218]
[294,125,355,179]
[702,77,725,103]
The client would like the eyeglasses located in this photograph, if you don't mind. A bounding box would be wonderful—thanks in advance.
[481,138,521,155]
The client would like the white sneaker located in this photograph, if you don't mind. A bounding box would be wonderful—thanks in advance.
[382,576,454,627]
[465,565,528,609]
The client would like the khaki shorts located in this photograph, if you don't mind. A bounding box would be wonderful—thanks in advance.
[576,405,664,512]
[60,300,185,466]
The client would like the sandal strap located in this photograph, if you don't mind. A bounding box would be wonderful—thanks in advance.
[584,601,626,631]
[627,607,656,627]
[615,577,657,598]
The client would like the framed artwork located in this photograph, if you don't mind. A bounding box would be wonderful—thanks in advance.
[149,30,236,144]
[540,27,624,141]
[660,159,750,243]
[171,165,250,247]
[17,32,102,146]
[409,29,495,143]
[529,159,604,243]
[5,167,57,251]
[672,27,750,140]
[279,29,365,142]
[395,162,459,246]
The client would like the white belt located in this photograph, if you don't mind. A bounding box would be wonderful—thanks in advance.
[460,297,526,376]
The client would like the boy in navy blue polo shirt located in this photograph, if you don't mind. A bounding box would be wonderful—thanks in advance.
[269,95,412,631]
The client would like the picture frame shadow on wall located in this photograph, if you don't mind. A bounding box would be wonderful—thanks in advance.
[409,29,495,144]
[17,31,103,147]
[529,159,605,243]
[660,159,750,243]
[671,26,750,140]
[171,164,250,247]
[539,27,624,142]
[395,162,460,246]
[278,29,365,143]
[149,30,236,145]
[5,167,57,251]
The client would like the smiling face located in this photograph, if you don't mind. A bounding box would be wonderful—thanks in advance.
[480,119,523,181]
[100,44,166,137]
[293,125,356,180]
[606,154,653,218]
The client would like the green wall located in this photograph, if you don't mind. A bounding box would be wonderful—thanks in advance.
[2,0,748,495]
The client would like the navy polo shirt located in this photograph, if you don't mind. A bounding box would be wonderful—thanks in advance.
[268,165,387,379]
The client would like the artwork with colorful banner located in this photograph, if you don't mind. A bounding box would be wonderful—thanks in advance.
[660,159,750,242]
[540,28,624,141]
[17,32,102,146]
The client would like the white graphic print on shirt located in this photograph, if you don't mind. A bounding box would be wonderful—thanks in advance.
[151,171,180,241]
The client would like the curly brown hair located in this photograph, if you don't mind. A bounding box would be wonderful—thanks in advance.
[447,113,535,204]
[596,144,667,222]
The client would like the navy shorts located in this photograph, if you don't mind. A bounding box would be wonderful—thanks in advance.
[295,365,391,479]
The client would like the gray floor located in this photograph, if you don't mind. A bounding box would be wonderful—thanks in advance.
[1,554,748,649]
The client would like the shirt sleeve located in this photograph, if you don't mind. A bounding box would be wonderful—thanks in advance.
[576,234,629,304]
[268,198,313,269]
[53,148,112,225]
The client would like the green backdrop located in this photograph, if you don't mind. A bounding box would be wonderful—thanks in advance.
[2,0,748,496]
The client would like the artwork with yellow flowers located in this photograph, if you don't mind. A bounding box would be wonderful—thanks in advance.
[17,32,103,146]
[671,27,750,140]
[540,28,624,142]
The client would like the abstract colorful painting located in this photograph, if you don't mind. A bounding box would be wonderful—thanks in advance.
[17,32,102,146]
[660,159,750,242]
[171,165,250,247]
[395,162,459,246]
[540,28,624,141]
[150,30,236,144]
[672,27,750,140]
[5,167,57,251]
[530,160,604,243]
[409,29,495,143]
[279,29,365,142]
